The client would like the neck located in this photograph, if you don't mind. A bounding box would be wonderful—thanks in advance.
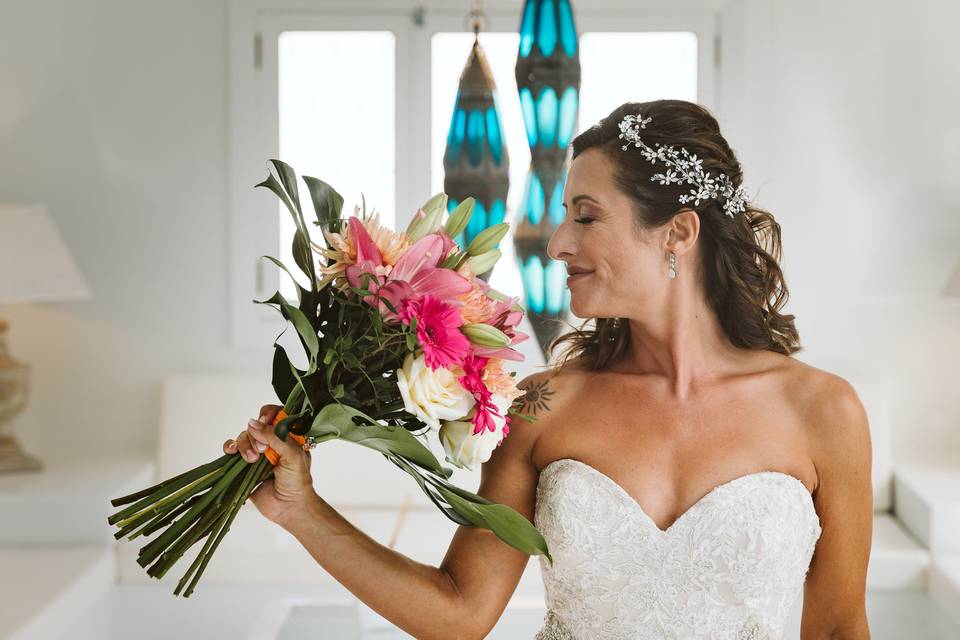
[617,286,740,400]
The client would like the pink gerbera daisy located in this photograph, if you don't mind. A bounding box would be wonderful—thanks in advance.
[399,295,471,370]
[456,354,500,436]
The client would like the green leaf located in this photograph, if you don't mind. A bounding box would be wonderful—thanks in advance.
[432,481,553,566]
[302,175,345,230]
[260,255,306,306]
[307,403,449,478]
[271,344,299,405]
[280,299,319,366]
[291,229,313,291]
[256,160,317,289]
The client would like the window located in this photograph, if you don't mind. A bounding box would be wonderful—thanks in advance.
[277,30,396,297]
[229,2,717,347]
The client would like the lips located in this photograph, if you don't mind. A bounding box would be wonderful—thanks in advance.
[567,266,593,287]
[566,267,594,276]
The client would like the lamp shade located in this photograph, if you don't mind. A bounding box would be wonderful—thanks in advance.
[0,204,92,304]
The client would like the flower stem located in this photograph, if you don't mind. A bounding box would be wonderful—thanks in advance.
[108,455,233,526]
[176,456,269,597]
[109,453,232,507]
[137,454,247,568]
[114,464,228,529]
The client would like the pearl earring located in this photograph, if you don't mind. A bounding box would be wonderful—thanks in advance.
[668,252,677,279]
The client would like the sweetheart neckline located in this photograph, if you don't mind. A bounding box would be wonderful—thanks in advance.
[539,457,819,535]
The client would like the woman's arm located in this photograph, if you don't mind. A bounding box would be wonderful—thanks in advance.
[251,371,555,640]
[279,494,469,640]
[800,374,873,639]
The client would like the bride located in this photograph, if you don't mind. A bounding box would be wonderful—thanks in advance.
[225,99,873,639]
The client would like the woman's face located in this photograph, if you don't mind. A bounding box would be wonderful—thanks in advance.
[547,147,667,319]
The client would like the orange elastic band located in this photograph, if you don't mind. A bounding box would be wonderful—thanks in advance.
[264,408,308,466]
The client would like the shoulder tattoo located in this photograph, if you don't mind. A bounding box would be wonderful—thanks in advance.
[515,376,556,416]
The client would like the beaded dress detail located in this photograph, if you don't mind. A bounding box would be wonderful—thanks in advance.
[533,458,821,640]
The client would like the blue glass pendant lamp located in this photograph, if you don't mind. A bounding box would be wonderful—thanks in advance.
[443,19,510,283]
[514,0,580,358]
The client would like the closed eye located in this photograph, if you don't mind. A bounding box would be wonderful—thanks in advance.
[574,217,595,225]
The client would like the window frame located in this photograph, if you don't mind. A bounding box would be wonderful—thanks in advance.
[228,0,728,347]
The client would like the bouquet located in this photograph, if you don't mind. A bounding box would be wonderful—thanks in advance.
[107,159,552,597]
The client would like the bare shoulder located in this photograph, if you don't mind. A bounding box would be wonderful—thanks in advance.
[511,364,593,435]
[786,360,872,495]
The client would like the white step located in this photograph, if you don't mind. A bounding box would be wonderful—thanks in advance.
[868,513,930,590]
[0,545,115,640]
[930,555,960,630]
[0,454,154,545]
[894,464,960,553]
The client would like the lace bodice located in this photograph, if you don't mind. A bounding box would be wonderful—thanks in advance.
[533,458,822,640]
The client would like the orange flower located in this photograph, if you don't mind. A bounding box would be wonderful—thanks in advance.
[455,271,499,325]
[482,359,524,403]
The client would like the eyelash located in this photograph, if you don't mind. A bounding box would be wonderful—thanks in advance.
[574,217,595,225]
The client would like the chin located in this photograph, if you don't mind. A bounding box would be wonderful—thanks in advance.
[567,301,593,320]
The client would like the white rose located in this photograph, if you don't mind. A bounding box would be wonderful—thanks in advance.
[396,352,475,431]
[439,393,512,470]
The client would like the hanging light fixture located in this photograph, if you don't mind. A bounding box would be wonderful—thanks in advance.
[513,0,580,358]
[443,0,510,282]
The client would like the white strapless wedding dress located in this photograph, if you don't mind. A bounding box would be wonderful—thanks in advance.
[533,458,822,640]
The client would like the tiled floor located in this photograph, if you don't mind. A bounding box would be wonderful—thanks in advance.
[62,584,960,639]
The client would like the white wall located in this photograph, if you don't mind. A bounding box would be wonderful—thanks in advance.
[1,0,958,464]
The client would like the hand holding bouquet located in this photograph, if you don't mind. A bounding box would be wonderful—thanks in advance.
[108,160,550,597]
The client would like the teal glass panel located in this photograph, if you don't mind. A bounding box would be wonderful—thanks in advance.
[523,255,545,313]
[548,179,565,226]
[486,107,503,166]
[445,90,460,144]
[466,109,485,167]
[488,199,506,226]
[545,258,566,315]
[519,87,537,147]
[537,87,558,147]
[558,86,578,147]
[525,173,545,225]
[465,200,488,246]
[558,0,577,57]
[562,285,570,309]
[519,0,536,58]
[446,106,466,165]
[537,0,558,58]
[454,107,466,142]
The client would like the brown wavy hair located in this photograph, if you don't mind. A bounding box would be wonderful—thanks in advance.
[549,99,801,372]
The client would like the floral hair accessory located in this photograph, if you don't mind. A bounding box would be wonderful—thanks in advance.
[618,113,749,218]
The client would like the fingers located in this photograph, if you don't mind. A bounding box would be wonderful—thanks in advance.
[246,417,298,458]
[258,404,283,424]
[223,438,238,454]
[235,430,261,463]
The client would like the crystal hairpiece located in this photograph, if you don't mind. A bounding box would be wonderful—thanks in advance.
[618,113,749,218]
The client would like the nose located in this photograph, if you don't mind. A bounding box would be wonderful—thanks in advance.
[547,222,575,262]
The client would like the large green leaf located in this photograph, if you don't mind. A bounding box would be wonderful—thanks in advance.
[279,299,319,369]
[302,175,344,230]
[271,344,299,407]
[256,161,317,289]
[306,403,450,478]
[260,255,307,306]
[386,454,474,526]
[430,480,553,566]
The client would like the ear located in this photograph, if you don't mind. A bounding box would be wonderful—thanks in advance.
[667,208,700,253]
